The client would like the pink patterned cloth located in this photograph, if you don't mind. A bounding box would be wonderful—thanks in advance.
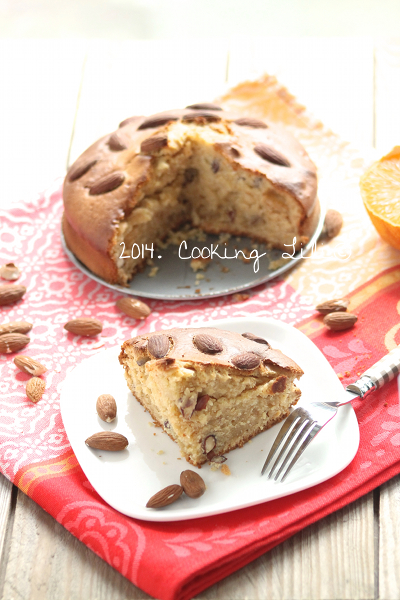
[1,181,400,600]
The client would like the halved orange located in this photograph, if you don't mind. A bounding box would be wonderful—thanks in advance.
[360,147,400,250]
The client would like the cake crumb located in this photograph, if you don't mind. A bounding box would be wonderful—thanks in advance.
[221,464,231,476]
[153,433,156,436]
[163,461,167,465]
[191,257,211,272]
[218,233,231,244]
[148,422,154,427]
[345,371,350,376]
[268,257,287,270]
[239,248,252,263]
[148,266,159,278]
[157,450,164,455]
[221,266,230,273]
[195,288,201,293]
[247,440,252,444]
[195,273,205,281]
[233,293,249,302]
[337,373,343,379]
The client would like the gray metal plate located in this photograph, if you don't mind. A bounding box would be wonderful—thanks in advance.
[61,211,325,299]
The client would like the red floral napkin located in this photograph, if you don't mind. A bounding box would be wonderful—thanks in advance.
[1,182,400,600]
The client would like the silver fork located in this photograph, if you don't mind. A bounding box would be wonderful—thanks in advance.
[261,345,400,482]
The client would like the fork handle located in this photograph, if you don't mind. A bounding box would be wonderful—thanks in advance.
[346,345,400,398]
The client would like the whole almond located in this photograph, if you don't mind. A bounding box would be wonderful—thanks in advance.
[234,117,268,129]
[68,159,97,182]
[0,321,32,336]
[116,297,151,320]
[96,394,117,423]
[26,377,45,403]
[0,263,21,281]
[316,298,349,315]
[85,431,128,451]
[241,332,270,346]
[186,102,223,111]
[64,318,103,336]
[321,209,343,239]
[323,312,358,331]
[0,333,30,354]
[137,115,179,130]
[231,352,261,370]
[89,172,125,195]
[180,470,206,498]
[108,132,128,151]
[119,115,143,128]
[193,333,223,355]
[0,284,26,306]
[254,144,291,167]
[147,334,170,358]
[140,134,168,154]
[146,484,183,508]
[14,355,47,376]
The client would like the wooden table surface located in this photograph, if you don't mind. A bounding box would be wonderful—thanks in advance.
[1,38,400,600]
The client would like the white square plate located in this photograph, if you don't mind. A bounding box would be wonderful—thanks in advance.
[60,317,359,522]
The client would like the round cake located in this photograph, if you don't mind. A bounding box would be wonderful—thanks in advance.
[63,103,320,285]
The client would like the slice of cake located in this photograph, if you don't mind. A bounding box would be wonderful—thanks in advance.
[119,327,303,466]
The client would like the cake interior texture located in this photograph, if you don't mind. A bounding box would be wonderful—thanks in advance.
[119,328,303,467]
[113,121,307,283]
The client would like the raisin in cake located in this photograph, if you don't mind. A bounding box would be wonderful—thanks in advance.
[63,103,319,285]
[119,327,303,467]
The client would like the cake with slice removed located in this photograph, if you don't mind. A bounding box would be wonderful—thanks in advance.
[62,105,319,286]
[119,327,303,467]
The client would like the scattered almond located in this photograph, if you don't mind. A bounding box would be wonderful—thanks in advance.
[323,312,358,331]
[315,298,349,315]
[64,318,103,336]
[320,209,343,239]
[26,377,45,403]
[116,297,151,320]
[85,431,128,451]
[14,355,47,376]
[96,394,117,423]
[0,263,21,281]
[0,284,26,306]
[0,333,30,354]
[146,484,183,508]
[0,321,32,336]
[180,470,206,498]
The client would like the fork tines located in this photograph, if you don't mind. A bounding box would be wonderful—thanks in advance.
[261,408,319,482]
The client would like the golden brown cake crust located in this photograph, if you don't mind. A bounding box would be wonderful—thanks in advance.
[63,105,319,284]
[119,327,303,376]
